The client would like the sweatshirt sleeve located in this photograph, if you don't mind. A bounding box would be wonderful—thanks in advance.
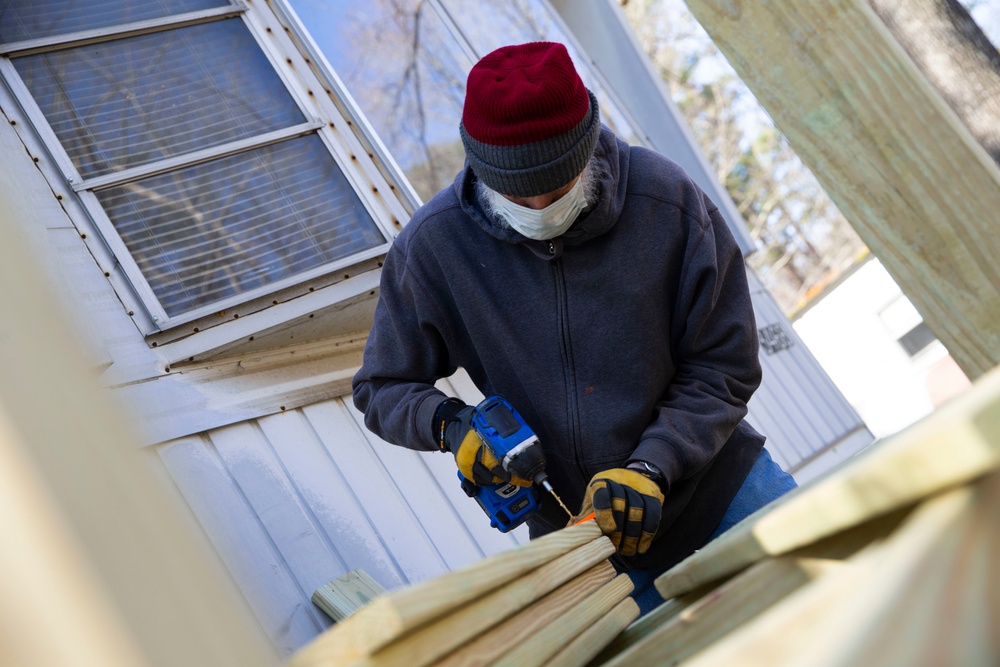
[352,233,456,452]
[628,196,762,490]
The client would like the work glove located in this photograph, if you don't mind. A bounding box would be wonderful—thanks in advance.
[439,402,531,488]
[575,468,664,557]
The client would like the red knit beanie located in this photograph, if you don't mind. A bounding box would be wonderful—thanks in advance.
[460,42,601,197]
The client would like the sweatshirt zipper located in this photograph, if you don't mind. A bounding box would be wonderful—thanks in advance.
[551,253,582,464]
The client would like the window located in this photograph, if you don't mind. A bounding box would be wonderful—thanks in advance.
[0,1,393,329]
[878,295,936,358]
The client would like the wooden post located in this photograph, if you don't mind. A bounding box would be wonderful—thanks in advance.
[684,0,1000,378]
[0,174,275,666]
[287,522,605,666]
[656,364,1000,597]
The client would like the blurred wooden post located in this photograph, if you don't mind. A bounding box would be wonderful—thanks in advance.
[684,0,1000,379]
[0,174,275,666]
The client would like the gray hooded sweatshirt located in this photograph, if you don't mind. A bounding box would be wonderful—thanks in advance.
[353,127,764,571]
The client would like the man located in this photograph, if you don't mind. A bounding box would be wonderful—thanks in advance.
[353,41,796,613]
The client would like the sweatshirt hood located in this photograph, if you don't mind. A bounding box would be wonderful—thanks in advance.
[453,125,630,249]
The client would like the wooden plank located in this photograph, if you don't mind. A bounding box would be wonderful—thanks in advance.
[0,149,275,666]
[346,539,616,667]
[312,569,388,622]
[655,366,1000,598]
[493,574,635,667]
[604,556,841,667]
[597,504,908,666]
[287,521,604,666]
[684,0,1000,379]
[679,482,980,667]
[546,598,639,667]
[436,562,617,667]
[587,596,694,666]
[810,470,1000,666]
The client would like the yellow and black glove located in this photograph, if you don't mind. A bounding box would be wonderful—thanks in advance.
[439,402,531,487]
[577,467,664,557]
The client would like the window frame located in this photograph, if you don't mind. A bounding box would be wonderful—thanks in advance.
[0,1,405,333]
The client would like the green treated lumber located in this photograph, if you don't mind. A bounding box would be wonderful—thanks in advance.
[656,366,1000,598]
[436,561,617,667]
[601,556,841,667]
[592,504,909,667]
[346,538,615,667]
[312,569,387,622]
[288,520,602,666]
[586,596,693,666]
[818,470,1000,666]
[546,597,639,667]
[680,481,984,667]
[493,574,635,667]
[685,0,1000,379]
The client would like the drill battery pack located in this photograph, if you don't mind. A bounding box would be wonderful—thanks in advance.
[458,473,540,532]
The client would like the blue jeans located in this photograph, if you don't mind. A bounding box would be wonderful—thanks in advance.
[627,448,797,615]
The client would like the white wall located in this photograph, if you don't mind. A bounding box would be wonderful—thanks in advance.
[793,258,971,440]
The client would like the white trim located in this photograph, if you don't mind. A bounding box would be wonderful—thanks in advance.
[238,7,409,243]
[114,337,368,446]
[156,268,382,366]
[75,121,325,192]
[265,0,424,214]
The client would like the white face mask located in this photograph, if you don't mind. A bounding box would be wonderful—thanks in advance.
[484,176,590,240]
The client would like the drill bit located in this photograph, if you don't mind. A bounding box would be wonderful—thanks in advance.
[537,476,573,519]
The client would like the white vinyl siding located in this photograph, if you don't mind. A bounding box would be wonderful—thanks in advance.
[157,391,526,657]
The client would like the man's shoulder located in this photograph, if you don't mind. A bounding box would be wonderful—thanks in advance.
[397,184,465,244]
[628,144,693,187]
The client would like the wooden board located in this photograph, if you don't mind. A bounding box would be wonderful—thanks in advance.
[684,0,1000,379]
[493,574,635,667]
[436,562,617,667]
[312,569,388,622]
[603,556,840,667]
[656,366,1000,598]
[345,538,616,667]
[546,597,639,667]
[678,481,982,667]
[587,595,694,665]
[0,141,275,667]
[287,521,604,666]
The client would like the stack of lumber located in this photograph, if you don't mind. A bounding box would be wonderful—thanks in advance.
[288,520,638,667]
[588,366,1000,667]
[290,366,1000,667]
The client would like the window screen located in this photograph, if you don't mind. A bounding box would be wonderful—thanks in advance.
[1,4,388,326]
[96,136,383,317]
[0,0,226,43]
[13,20,305,178]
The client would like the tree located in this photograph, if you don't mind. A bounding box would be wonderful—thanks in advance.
[871,0,1000,166]
[620,0,867,314]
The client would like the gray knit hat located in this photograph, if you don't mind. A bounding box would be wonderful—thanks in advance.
[460,42,601,198]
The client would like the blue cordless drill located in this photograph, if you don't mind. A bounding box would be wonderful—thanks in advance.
[457,396,572,532]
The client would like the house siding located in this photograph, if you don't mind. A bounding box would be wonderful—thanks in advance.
[156,388,526,656]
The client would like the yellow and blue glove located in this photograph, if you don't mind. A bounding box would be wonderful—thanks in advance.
[577,467,664,557]
[436,399,531,487]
